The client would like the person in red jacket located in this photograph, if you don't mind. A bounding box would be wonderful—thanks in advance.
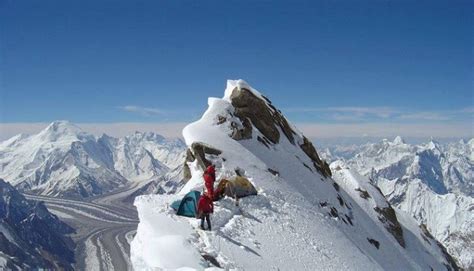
[197,192,213,230]
[203,165,216,199]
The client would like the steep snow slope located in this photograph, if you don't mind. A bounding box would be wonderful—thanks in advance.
[131,80,457,270]
[0,179,75,269]
[0,121,186,199]
[328,137,473,269]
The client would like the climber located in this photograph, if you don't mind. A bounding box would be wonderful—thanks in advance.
[197,192,213,231]
[203,165,216,199]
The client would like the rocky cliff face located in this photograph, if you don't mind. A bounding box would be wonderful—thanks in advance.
[0,179,75,269]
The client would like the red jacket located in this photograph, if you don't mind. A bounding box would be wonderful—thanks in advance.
[203,166,216,195]
[197,194,213,214]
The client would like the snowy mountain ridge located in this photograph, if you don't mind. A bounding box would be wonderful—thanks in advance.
[322,137,473,269]
[131,80,458,270]
[0,121,187,199]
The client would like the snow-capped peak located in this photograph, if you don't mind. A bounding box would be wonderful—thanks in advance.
[393,136,405,145]
[224,79,264,102]
[468,138,474,148]
[36,120,92,142]
[44,120,82,134]
[426,139,441,151]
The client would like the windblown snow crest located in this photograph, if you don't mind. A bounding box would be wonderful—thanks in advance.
[132,80,458,270]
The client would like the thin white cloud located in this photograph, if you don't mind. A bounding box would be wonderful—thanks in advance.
[326,106,398,118]
[399,112,451,121]
[119,105,166,116]
[284,106,398,119]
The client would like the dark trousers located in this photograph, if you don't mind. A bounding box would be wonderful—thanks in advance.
[200,213,211,230]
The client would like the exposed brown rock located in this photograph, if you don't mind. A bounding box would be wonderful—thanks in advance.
[231,118,252,140]
[230,87,281,143]
[217,115,227,125]
[268,168,279,176]
[183,142,224,182]
[355,188,371,200]
[229,87,297,145]
[300,136,332,177]
[374,206,405,248]
[183,149,196,182]
[367,238,380,249]
[329,207,339,218]
[345,214,354,226]
[202,254,221,268]
[190,142,222,171]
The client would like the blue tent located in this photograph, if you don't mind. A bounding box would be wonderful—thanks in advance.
[171,191,201,217]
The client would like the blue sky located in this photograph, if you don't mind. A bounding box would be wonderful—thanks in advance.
[0,0,472,139]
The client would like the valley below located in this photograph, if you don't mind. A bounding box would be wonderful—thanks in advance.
[24,183,141,271]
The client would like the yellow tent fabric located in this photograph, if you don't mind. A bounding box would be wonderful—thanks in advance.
[215,176,257,200]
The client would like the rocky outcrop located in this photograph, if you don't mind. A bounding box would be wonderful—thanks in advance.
[374,206,405,248]
[230,117,252,140]
[183,142,223,182]
[300,136,332,177]
[183,149,196,182]
[227,86,331,178]
[229,87,296,145]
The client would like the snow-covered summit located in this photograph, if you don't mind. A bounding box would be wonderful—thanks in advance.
[393,136,405,145]
[131,80,457,270]
[37,120,93,142]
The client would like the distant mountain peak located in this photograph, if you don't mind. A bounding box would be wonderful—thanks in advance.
[37,120,90,142]
[45,120,79,131]
[393,136,405,145]
[468,138,474,147]
[426,139,441,151]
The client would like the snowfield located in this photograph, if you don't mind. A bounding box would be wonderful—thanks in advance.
[131,80,457,270]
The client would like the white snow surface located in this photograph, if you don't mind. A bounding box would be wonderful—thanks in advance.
[132,80,454,270]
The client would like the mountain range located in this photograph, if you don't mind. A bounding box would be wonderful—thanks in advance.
[0,121,186,199]
[321,137,473,269]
